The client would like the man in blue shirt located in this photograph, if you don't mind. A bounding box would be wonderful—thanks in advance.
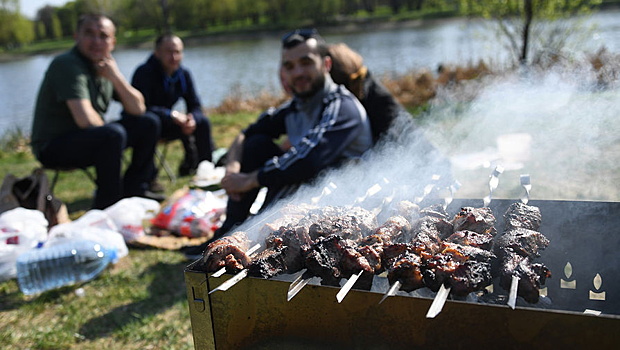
[131,34,214,177]
[217,29,373,235]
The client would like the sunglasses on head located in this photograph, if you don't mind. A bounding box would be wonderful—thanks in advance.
[281,28,321,47]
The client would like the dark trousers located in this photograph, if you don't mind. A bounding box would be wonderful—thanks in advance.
[219,134,285,234]
[149,111,214,171]
[37,114,159,209]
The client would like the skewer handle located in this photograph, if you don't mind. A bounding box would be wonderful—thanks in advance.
[484,165,504,206]
[336,270,364,303]
[520,174,531,204]
[379,281,402,304]
[426,284,451,318]
[507,275,520,309]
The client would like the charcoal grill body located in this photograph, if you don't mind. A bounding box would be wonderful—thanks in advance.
[184,199,620,349]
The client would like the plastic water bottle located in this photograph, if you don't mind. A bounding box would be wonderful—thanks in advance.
[16,240,117,295]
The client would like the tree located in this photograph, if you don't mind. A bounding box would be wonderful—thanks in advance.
[0,0,34,48]
[460,0,603,66]
[56,5,77,38]
[36,5,62,39]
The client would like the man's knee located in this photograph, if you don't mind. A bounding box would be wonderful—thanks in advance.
[122,111,161,136]
[102,123,127,149]
[139,111,161,135]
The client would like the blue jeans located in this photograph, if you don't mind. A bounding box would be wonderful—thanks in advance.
[36,113,159,209]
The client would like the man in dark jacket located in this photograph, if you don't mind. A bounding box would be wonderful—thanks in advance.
[131,34,214,177]
[216,29,373,236]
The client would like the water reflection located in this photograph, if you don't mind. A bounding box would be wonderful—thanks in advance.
[0,11,618,136]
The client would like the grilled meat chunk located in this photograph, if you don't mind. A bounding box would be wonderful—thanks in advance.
[423,242,495,296]
[453,207,497,236]
[504,202,542,231]
[198,232,251,273]
[303,234,372,286]
[383,243,427,292]
[419,204,450,220]
[445,230,495,251]
[495,228,550,259]
[498,252,552,303]
[410,216,451,254]
[248,226,313,278]
[248,240,288,278]
[495,203,550,304]
[306,206,377,241]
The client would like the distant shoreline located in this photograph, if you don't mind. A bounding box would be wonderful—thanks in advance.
[3,5,619,63]
[0,16,455,63]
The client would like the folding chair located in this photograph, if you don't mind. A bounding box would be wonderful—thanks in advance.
[43,166,97,195]
[155,140,177,184]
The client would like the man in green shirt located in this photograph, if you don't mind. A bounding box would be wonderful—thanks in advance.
[31,14,163,209]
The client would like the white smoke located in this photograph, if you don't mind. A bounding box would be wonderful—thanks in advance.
[426,64,620,202]
[237,63,620,242]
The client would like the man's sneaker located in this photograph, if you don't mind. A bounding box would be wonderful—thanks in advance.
[149,180,165,193]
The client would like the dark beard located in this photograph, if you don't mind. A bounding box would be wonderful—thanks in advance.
[294,74,325,99]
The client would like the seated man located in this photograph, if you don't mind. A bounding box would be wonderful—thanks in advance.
[30,14,163,210]
[131,34,214,177]
[217,28,373,236]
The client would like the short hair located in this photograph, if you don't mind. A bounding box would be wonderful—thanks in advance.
[281,28,328,57]
[77,14,115,32]
[155,33,181,49]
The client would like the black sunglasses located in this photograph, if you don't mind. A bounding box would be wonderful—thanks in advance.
[281,28,322,47]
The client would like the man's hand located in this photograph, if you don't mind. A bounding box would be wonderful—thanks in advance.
[97,55,146,115]
[172,111,196,135]
[220,171,259,201]
[96,56,122,82]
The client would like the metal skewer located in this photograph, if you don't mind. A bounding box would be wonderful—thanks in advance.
[287,269,311,301]
[311,182,338,204]
[289,182,390,301]
[414,174,441,204]
[507,275,520,309]
[354,183,383,205]
[426,284,451,318]
[443,180,462,211]
[520,174,531,204]
[483,165,504,207]
[378,281,401,304]
[507,177,532,306]
[209,269,249,294]
[336,270,364,303]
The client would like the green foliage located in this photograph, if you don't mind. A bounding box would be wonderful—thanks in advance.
[0,9,34,47]
[457,0,603,66]
[461,0,602,19]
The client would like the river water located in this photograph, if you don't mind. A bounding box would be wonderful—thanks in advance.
[0,10,618,137]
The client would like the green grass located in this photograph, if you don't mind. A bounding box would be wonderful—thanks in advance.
[0,111,257,350]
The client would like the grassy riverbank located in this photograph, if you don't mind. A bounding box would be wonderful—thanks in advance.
[0,63,446,348]
[0,111,257,350]
[1,50,619,348]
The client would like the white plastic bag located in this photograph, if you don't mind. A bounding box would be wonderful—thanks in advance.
[47,209,128,259]
[192,160,225,188]
[104,197,161,242]
[0,208,48,281]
